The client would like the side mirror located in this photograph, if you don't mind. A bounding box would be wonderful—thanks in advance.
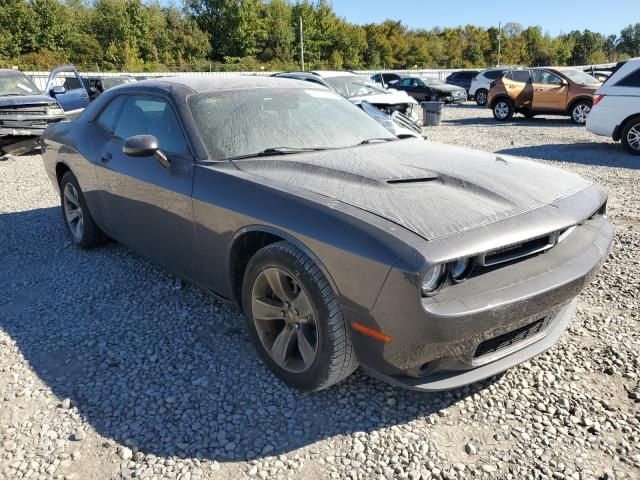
[123,135,170,168]
[51,85,66,95]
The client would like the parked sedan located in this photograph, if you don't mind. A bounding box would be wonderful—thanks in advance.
[393,76,467,103]
[42,76,613,392]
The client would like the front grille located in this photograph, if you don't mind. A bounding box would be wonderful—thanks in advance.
[0,109,47,116]
[391,111,421,134]
[474,315,553,358]
[484,234,554,266]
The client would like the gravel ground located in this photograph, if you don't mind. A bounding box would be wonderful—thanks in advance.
[1,104,639,480]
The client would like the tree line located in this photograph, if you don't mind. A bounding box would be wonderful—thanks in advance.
[1,0,639,72]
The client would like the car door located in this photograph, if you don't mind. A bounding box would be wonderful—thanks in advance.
[94,93,200,279]
[532,70,569,112]
[503,70,533,109]
[44,66,91,113]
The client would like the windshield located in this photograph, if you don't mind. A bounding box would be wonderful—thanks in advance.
[323,76,386,98]
[0,71,40,96]
[189,88,395,160]
[101,77,135,90]
[562,70,601,85]
[423,77,445,86]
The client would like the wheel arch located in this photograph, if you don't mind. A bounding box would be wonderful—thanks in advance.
[566,96,593,115]
[490,94,513,109]
[55,161,72,187]
[614,113,640,141]
[228,225,339,309]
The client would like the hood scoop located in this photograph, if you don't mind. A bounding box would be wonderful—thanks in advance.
[386,176,440,185]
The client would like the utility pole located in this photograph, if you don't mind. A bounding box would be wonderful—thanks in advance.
[299,16,305,71]
[497,21,502,67]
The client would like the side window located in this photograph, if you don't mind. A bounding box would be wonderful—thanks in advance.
[616,69,640,87]
[533,70,563,85]
[114,96,188,155]
[400,78,412,86]
[95,96,127,133]
[510,70,531,83]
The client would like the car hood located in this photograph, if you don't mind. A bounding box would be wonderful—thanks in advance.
[432,84,465,93]
[0,95,56,108]
[352,91,418,106]
[233,140,593,240]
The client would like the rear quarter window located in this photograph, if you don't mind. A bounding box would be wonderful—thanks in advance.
[616,69,640,87]
[485,70,505,80]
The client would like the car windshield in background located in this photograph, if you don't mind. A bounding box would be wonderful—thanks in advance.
[0,72,40,96]
[188,88,395,160]
[323,76,386,98]
[562,70,601,85]
[423,77,445,86]
[101,77,135,89]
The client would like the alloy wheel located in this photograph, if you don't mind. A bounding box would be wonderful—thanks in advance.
[627,124,640,151]
[63,183,84,241]
[476,91,487,105]
[572,104,591,124]
[494,101,510,120]
[251,267,318,373]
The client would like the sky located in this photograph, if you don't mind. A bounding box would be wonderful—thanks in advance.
[330,0,640,36]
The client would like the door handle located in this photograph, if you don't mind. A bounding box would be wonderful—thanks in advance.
[100,152,112,163]
[80,93,88,98]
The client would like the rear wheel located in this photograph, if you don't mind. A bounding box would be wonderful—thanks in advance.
[60,171,106,249]
[475,89,488,106]
[242,241,358,391]
[570,100,591,125]
[621,116,640,156]
[493,99,514,121]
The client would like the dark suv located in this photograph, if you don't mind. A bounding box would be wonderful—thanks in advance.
[446,70,480,95]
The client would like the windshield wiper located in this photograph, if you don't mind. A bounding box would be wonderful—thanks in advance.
[357,137,398,145]
[225,146,329,160]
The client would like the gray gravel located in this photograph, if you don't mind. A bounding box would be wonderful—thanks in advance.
[1,104,639,480]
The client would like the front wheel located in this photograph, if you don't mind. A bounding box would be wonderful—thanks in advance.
[60,171,106,249]
[242,241,358,391]
[475,89,488,106]
[570,100,591,125]
[621,116,640,155]
[493,99,514,121]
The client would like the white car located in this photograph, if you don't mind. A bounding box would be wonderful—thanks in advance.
[469,68,510,106]
[587,58,640,155]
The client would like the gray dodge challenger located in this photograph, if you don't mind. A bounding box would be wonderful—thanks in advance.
[41,76,614,392]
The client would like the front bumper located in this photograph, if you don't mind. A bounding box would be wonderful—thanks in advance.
[363,299,576,391]
[0,113,67,137]
[347,211,613,392]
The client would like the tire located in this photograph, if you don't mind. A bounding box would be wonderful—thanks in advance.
[621,116,640,156]
[242,241,358,391]
[59,171,106,249]
[570,100,591,125]
[493,99,514,121]
[475,89,488,106]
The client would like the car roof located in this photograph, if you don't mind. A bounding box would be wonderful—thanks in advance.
[131,75,325,93]
[0,69,26,75]
[311,71,358,78]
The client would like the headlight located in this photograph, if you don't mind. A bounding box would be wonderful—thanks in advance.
[421,264,446,296]
[46,105,65,116]
[450,258,472,282]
